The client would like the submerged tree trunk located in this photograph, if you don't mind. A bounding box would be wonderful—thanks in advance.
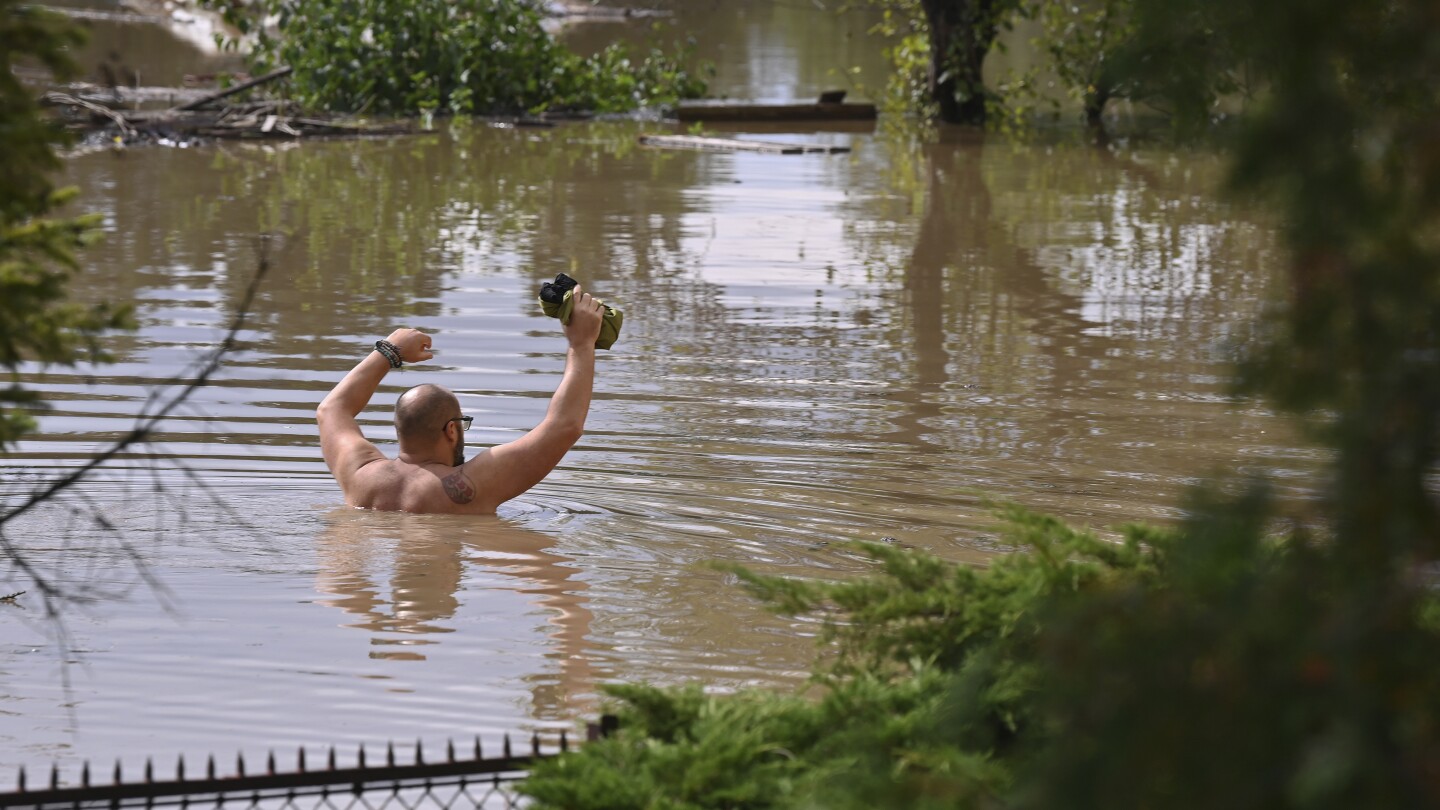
[1084,87,1112,129]
[921,0,1002,125]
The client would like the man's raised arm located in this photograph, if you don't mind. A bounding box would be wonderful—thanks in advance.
[317,328,433,486]
[465,289,606,508]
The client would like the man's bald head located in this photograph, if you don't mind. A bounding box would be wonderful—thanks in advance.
[395,384,460,446]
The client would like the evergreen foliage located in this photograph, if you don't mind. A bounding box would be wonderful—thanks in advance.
[0,0,134,451]
[213,0,708,116]
[1021,497,1440,807]
[521,508,1170,808]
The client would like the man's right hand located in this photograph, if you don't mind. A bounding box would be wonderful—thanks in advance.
[564,288,604,349]
[386,328,434,364]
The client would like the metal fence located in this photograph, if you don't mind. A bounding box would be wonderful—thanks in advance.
[0,732,572,810]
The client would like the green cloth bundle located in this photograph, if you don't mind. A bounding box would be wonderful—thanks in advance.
[538,274,624,350]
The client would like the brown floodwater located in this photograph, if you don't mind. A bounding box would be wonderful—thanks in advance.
[0,0,1323,780]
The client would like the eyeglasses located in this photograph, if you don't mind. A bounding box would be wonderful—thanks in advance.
[447,415,473,432]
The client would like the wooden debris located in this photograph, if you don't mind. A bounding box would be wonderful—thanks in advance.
[45,82,212,108]
[43,90,412,144]
[675,91,876,124]
[41,92,136,139]
[675,102,877,123]
[638,133,850,154]
[35,65,414,145]
[170,66,294,112]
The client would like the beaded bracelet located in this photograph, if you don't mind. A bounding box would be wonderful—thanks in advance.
[374,339,403,369]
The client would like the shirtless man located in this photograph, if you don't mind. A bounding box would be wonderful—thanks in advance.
[316,288,606,513]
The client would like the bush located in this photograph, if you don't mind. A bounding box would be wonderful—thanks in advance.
[216,0,708,115]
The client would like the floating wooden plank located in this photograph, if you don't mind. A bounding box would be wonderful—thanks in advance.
[638,134,850,155]
[694,119,877,136]
[675,101,877,123]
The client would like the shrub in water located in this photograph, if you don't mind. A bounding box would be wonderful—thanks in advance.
[215,0,708,115]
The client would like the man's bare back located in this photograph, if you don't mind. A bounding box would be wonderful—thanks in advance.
[316,287,607,514]
[339,458,485,513]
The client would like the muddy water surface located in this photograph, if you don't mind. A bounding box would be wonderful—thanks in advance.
[1,4,1322,779]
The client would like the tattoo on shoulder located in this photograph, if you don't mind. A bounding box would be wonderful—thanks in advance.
[441,469,477,504]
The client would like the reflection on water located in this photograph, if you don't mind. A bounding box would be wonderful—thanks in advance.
[0,497,625,772]
[556,0,895,103]
[316,511,597,717]
[0,60,1319,776]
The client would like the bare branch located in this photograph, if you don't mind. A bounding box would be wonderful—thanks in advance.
[0,248,270,532]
